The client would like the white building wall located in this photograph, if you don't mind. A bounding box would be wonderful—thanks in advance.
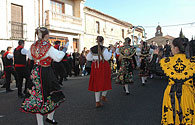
[0,0,8,39]
[0,0,37,51]
[83,12,133,49]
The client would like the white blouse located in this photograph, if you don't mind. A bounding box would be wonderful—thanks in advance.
[28,46,65,62]
[86,48,112,61]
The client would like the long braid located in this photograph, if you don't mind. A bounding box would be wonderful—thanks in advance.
[97,36,105,63]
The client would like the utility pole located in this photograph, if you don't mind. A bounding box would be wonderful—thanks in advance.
[38,0,40,27]
[132,26,146,46]
[42,0,44,26]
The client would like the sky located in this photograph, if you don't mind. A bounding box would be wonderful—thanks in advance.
[85,0,195,40]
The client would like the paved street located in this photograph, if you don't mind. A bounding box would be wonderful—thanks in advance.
[0,71,167,125]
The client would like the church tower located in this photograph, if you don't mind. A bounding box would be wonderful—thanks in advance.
[155,25,163,37]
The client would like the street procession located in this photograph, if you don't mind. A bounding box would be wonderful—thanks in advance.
[0,0,194,125]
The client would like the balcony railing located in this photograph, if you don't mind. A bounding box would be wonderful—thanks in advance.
[45,10,82,26]
[9,21,27,40]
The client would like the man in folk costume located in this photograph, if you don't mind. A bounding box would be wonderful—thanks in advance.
[87,36,115,108]
[14,40,30,98]
[53,41,66,85]
[116,37,136,95]
[20,27,69,125]
[62,53,71,80]
[2,47,18,92]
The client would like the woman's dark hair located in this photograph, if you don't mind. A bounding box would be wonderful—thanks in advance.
[35,27,49,40]
[97,36,104,43]
[124,37,131,45]
[40,27,49,39]
[172,38,189,53]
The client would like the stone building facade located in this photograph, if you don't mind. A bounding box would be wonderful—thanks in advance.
[0,0,144,53]
[83,7,144,49]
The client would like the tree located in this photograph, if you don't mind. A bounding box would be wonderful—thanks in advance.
[191,35,194,40]
[179,28,185,38]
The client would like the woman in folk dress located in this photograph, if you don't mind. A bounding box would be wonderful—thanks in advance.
[149,38,195,125]
[20,27,69,125]
[87,36,115,108]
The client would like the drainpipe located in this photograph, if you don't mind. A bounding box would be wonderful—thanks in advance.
[42,0,44,26]
[6,0,8,39]
[38,0,40,26]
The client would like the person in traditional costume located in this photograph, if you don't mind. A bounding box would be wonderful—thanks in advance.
[53,41,66,85]
[86,36,114,108]
[20,27,68,125]
[0,50,5,88]
[115,37,136,95]
[2,47,18,92]
[14,40,30,98]
[149,38,195,125]
[139,41,150,86]
[64,53,73,78]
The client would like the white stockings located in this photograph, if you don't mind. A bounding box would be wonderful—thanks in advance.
[36,111,55,125]
[95,91,107,102]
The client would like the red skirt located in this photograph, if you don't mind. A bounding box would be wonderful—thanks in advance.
[88,61,112,92]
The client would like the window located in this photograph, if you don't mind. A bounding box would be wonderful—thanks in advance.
[11,4,23,39]
[122,29,124,38]
[48,36,68,46]
[50,0,64,13]
[158,30,160,34]
[73,38,79,51]
[96,21,100,34]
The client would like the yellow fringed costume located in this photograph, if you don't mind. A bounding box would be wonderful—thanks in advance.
[160,54,195,125]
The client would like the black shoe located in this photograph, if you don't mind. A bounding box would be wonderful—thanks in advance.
[58,81,63,85]
[126,92,130,95]
[142,83,145,86]
[46,118,58,124]
[23,90,27,94]
[1,85,6,88]
[6,89,14,93]
[123,86,126,92]
[18,94,25,98]
[64,78,68,81]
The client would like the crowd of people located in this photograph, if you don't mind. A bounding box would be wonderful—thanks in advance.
[87,36,195,125]
[0,26,194,125]
[0,41,93,93]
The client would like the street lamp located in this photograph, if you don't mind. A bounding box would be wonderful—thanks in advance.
[132,25,146,46]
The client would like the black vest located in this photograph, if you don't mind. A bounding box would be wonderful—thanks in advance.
[3,53,13,67]
[14,48,26,65]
